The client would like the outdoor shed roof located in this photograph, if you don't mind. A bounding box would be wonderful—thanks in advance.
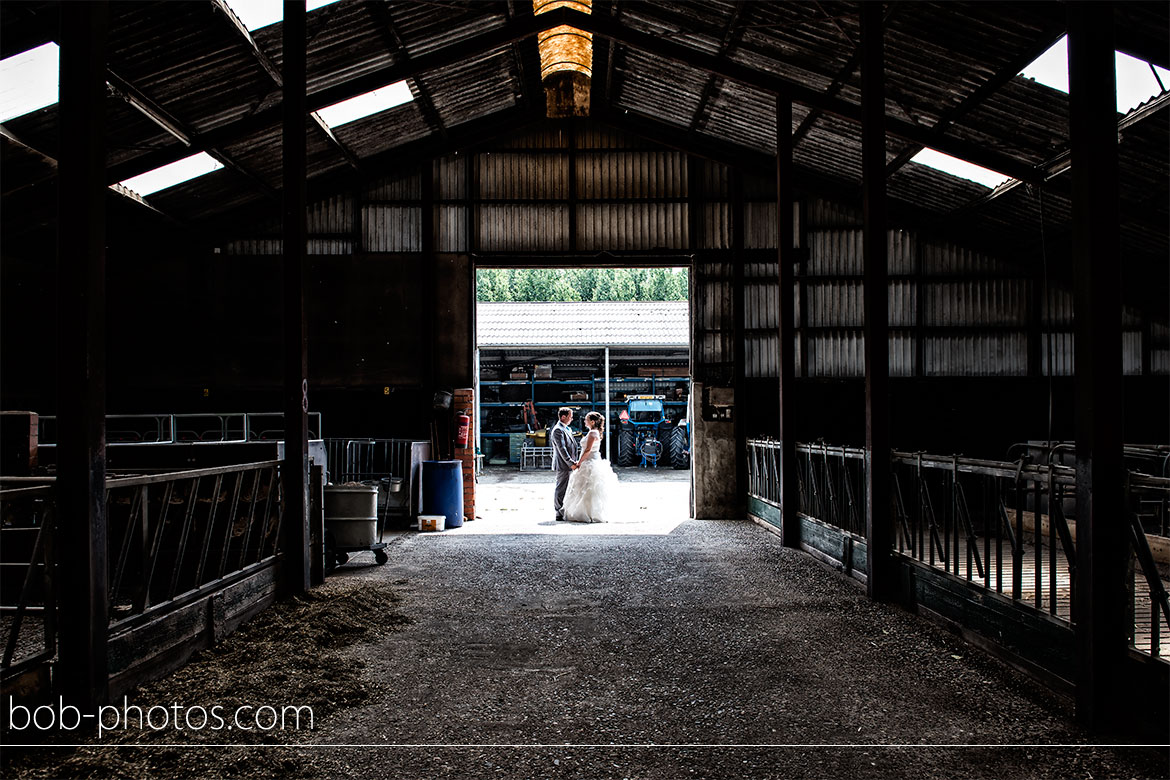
[477,301,688,347]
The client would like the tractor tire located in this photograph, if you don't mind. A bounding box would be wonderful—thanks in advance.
[617,428,636,467]
[670,425,690,469]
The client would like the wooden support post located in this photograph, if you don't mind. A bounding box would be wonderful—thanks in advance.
[56,0,110,711]
[282,1,310,594]
[423,160,437,391]
[1068,1,1127,733]
[568,118,578,252]
[861,3,894,600]
[732,169,747,517]
[776,97,799,548]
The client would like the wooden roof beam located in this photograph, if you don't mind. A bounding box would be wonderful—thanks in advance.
[506,0,548,116]
[884,24,1067,179]
[561,7,1044,184]
[365,0,447,140]
[107,10,556,184]
[209,0,283,85]
[1,122,184,223]
[105,67,278,200]
[210,0,361,171]
[687,1,748,134]
[947,91,1170,215]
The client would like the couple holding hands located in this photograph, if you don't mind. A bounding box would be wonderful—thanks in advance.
[550,407,618,523]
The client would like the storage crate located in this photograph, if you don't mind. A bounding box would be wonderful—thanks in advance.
[508,432,526,463]
[521,446,554,471]
[533,364,552,379]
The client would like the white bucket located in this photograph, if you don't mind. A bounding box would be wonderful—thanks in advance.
[418,514,446,532]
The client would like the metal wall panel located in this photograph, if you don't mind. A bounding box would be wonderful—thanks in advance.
[307,194,353,234]
[920,240,1014,276]
[363,206,421,252]
[890,331,914,377]
[888,229,915,275]
[1041,286,1075,327]
[496,124,569,149]
[809,230,864,276]
[576,124,639,149]
[1123,331,1142,376]
[306,239,351,255]
[575,151,686,199]
[477,205,568,251]
[746,332,778,378]
[435,155,466,200]
[478,152,567,200]
[807,281,864,327]
[701,203,730,249]
[577,204,687,250]
[1040,333,1074,376]
[808,196,862,228]
[889,280,917,327]
[925,333,1028,376]
[694,261,734,377]
[744,263,778,330]
[437,205,467,252]
[1152,323,1170,375]
[808,331,864,377]
[224,239,281,255]
[367,172,421,200]
[744,202,777,249]
[700,160,730,199]
[923,279,1028,326]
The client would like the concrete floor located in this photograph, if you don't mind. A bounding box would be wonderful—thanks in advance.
[306,467,1165,779]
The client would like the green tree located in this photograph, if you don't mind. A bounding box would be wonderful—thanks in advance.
[478,267,690,302]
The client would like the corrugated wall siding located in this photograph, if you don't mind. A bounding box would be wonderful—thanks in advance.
[216,123,1164,379]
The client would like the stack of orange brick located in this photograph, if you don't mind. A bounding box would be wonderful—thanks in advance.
[453,387,476,521]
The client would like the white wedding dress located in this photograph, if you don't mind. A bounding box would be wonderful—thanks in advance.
[562,429,619,523]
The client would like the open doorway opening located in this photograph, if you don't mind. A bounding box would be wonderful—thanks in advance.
[471,266,692,529]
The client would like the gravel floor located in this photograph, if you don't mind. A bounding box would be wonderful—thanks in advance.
[9,469,1167,779]
[302,471,1166,778]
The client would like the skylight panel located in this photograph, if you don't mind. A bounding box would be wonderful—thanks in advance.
[117,152,224,197]
[0,42,59,123]
[909,148,1010,189]
[223,0,340,32]
[314,81,414,128]
[1019,36,1170,113]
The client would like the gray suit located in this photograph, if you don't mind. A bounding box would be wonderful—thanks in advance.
[550,421,580,520]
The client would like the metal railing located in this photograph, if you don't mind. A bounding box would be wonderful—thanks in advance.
[37,412,322,446]
[105,460,283,628]
[1,483,57,677]
[746,439,1170,658]
[324,438,416,484]
[746,440,867,538]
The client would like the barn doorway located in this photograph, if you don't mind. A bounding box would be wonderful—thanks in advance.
[470,266,692,529]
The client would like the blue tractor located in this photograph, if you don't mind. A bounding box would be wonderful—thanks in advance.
[615,395,689,469]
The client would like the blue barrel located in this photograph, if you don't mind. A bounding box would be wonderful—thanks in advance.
[421,460,464,529]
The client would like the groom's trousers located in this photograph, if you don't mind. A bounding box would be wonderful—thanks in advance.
[554,468,572,519]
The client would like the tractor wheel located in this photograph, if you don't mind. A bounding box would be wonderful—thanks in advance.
[670,425,690,469]
[617,428,636,467]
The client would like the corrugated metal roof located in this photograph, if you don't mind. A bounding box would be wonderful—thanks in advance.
[477,301,688,346]
[0,0,1164,281]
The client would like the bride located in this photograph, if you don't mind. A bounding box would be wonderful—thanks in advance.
[562,411,619,523]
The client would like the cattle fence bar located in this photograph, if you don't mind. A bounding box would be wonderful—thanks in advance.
[747,439,781,505]
[796,442,868,538]
[104,460,284,629]
[0,482,57,677]
[747,439,1169,659]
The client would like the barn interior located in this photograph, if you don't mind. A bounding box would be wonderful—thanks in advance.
[1,0,1168,759]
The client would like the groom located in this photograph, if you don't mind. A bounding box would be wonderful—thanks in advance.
[550,407,580,522]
